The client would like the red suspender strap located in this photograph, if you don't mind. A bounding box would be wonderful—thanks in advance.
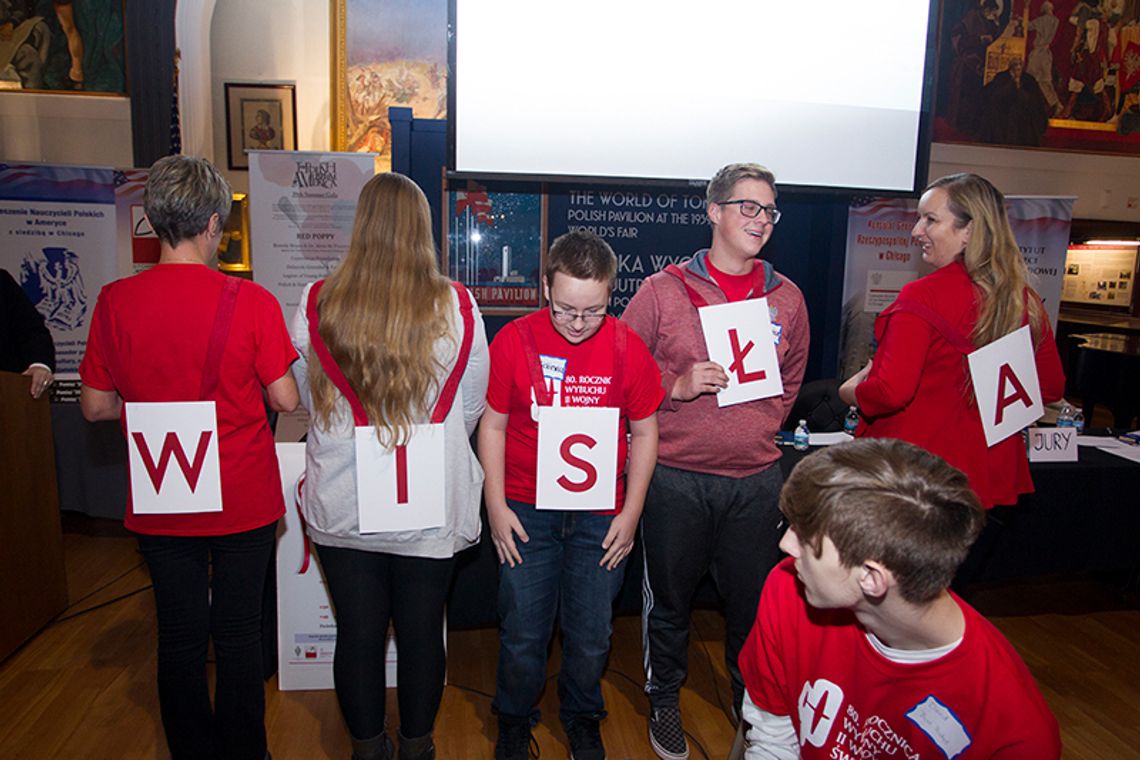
[882,300,975,355]
[430,282,475,424]
[516,318,553,406]
[199,276,242,399]
[305,280,370,426]
[609,318,627,407]
[664,264,709,308]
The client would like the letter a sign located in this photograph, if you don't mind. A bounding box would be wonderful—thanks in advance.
[535,406,619,510]
[126,402,223,514]
[698,298,783,407]
[355,423,447,533]
[966,325,1044,446]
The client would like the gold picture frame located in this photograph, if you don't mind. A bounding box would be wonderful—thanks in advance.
[217,193,251,273]
[330,0,449,166]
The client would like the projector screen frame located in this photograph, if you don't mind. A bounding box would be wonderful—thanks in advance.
[447,0,941,197]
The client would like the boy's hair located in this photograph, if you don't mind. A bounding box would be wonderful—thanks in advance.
[706,162,777,206]
[780,439,985,604]
[544,230,618,289]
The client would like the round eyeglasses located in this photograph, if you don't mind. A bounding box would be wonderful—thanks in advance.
[718,200,781,224]
[550,307,606,325]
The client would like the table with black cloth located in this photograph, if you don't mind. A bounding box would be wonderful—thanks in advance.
[52,417,1140,629]
[446,439,1140,629]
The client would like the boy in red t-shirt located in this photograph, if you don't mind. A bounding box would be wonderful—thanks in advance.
[478,231,663,760]
[738,438,1061,759]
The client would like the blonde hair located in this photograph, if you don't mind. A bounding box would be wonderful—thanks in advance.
[927,173,1044,347]
[308,173,454,447]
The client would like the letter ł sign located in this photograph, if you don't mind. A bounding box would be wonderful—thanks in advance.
[698,298,783,407]
[536,406,618,510]
[355,423,446,533]
[967,325,1044,446]
[126,401,222,514]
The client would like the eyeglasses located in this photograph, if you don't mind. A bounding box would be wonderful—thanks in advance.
[550,307,606,325]
[718,200,781,224]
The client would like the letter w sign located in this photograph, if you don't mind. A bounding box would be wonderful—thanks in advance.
[126,402,223,514]
[966,325,1044,447]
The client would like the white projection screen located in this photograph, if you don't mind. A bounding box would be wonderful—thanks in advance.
[449,0,939,193]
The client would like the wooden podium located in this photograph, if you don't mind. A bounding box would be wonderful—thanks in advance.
[0,371,68,660]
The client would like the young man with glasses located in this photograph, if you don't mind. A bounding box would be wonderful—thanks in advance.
[478,230,663,760]
[623,163,809,759]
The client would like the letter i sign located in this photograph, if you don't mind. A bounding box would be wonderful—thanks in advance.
[125,402,223,514]
[967,326,1044,446]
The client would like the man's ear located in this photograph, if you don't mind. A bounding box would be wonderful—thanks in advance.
[858,560,893,600]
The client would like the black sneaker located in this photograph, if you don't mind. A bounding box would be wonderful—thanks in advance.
[648,706,689,760]
[565,716,605,760]
[494,714,534,760]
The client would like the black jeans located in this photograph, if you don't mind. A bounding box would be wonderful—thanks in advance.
[137,522,277,760]
[314,544,455,741]
[640,463,784,711]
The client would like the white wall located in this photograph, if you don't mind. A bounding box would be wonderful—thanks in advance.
[931,142,1140,223]
[0,93,132,167]
[209,0,331,193]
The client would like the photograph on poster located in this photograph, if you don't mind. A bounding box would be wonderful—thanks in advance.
[332,0,446,166]
[225,83,298,170]
[935,0,1140,153]
[443,184,544,313]
[0,0,125,93]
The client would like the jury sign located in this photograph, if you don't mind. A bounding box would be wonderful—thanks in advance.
[1027,427,1078,462]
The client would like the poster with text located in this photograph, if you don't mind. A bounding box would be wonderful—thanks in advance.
[113,168,159,274]
[249,151,377,320]
[0,163,119,380]
[547,188,713,316]
[839,196,1072,379]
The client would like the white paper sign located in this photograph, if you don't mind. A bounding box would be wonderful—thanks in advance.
[126,401,222,514]
[1027,427,1078,462]
[355,423,447,533]
[535,406,619,510]
[698,298,783,407]
[863,269,917,312]
[967,325,1044,447]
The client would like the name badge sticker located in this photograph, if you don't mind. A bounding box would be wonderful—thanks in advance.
[540,354,567,382]
[906,696,972,759]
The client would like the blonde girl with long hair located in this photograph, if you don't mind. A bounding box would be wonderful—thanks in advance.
[290,172,488,760]
[839,172,1065,510]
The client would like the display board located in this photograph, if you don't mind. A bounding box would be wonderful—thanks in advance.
[1061,244,1137,307]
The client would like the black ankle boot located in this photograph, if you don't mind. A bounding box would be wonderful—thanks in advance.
[351,731,393,760]
[398,730,435,760]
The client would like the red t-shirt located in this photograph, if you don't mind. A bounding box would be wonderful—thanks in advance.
[706,258,758,303]
[485,310,663,512]
[79,265,297,536]
[739,559,1061,759]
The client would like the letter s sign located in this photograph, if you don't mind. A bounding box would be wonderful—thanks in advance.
[557,433,598,492]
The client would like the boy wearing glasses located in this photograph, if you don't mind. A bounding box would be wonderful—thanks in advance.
[739,439,1060,759]
[623,163,809,759]
[478,230,663,760]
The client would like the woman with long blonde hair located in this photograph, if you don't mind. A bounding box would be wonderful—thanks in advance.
[291,172,488,760]
[840,172,1065,509]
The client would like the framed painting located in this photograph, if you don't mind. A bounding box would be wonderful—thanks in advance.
[442,182,546,314]
[217,193,251,273]
[0,0,126,94]
[224,82,298,170]
[331,0,447,168]
[934,0,1140,155]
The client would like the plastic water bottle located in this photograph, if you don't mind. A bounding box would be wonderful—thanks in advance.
[1057,403,1074,428]
[793,419,810,451]
[844,406,859,435]
[1072,409,1085,435]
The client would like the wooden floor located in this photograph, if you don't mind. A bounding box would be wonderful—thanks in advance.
[1,517,1138,759]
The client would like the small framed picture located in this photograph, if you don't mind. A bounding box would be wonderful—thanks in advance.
[217,193,251,273]
[224,83,298,170]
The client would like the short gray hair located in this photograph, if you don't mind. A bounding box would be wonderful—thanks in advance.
[706,162,777,205]
[144,155,232,247]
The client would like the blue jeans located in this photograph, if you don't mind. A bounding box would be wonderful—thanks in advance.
[493,500,627,725]
[137,521,277,760]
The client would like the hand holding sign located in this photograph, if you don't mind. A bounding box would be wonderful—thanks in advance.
[672,360,729,401]
[698,298,784,407]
